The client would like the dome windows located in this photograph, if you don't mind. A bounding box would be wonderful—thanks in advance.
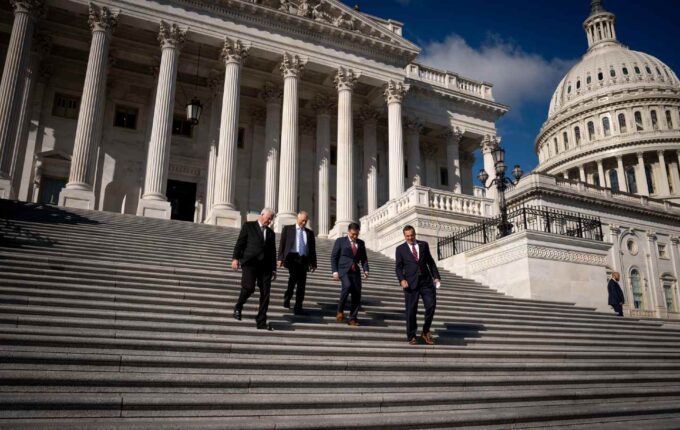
[610,68,616,77]
[645,65,652,74]
[598,71,604,81]
[634,66,641,74]
[576,80,581,90]
[574,126,581,145]
[609,170,619,192]
[651,110,659,130]
[587,121,595,140]
[587,75,592,85]
[618,113,627,133]
[666,110,673,129]
[563,131,569,149]
[602,117,611,136]
[567,84,572,94]
[634,111,644,131]
[622,66,629,75]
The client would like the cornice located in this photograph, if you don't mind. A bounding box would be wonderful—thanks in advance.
[407,81,508,116]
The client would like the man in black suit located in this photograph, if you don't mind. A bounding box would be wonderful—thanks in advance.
[607,271,625,317]
[232,208,277,330]
[395,225,441,345]
[331,222,369,326]
[278,211,317,314]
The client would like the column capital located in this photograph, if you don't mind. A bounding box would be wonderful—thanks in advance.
[358,106,381,124]
[405,117,423,134]
[261,81,282,104]
[657,149,666,157]
[311,93,335,115]
[646,231,657,241]
[280,52,305,79]
[442,126,464,142]
[334,67,359,92]
[384,80,407,104]
[221,37,249,64]
[609,224,621,235]
[88,4,119,33]
[158,21,186,50]
[10,0,44,16]
[636,151,645,159]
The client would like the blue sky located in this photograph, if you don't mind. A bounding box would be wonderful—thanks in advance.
[354,0,680,173]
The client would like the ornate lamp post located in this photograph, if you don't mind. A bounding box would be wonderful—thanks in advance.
[477,147,523,238]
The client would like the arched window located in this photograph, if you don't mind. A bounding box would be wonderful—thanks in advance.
[563,131,569,149]
[587,121,595,140]
[610,68,616,77]
[634,111,643,131]
[618,113,627,133]
[576,80,581,89]
[574,126,581,145]
[626,166,638,194]
[645,164,655,194]
[602,117,611,136]
[634,66,641,74]
[567,85,571,94]
[651,110,659,130]
[587,75,592,85]
[666,110,673,129]
[622,66,629,75]
[645,65,652,74]
[553,138,559,154]
[609,169,619,192]
[598,72,604,81]
[663,279,676,311]
[630,269,643,309]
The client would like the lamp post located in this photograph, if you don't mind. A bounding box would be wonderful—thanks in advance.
[477,147,523,238]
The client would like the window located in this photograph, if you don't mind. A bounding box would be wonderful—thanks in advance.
[574,126,581,145]
[658,244,668,259]
[622,67,629,75]
[634,111,643,131]
[172,116,193,137]
[553,138,559,154]
[587,121,595,140]
[598,72,603,81]
[645,65,652,74]
[634,66,641,74]
[440,167,449,186]
[602,117,611,137]
[610,68,616,77]
[587,75,592,85]
[664,284,675,312]
[567,85,571,94]
[666,110,673,129]
[626,166,638,193]
[618,113,627,133]
[594,173,600,187]
[651,110,659,130]
[609,169,619,192]
[631,269,643,309]
[52,94,80,119]
[237,127,245,148]
[576,80,581,89]
[645,164,655,194]
[562,131,569,149]
[330,145,337,165]
[114,106,138,129]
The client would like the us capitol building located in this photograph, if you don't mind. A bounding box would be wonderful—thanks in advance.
[0,0,678,319]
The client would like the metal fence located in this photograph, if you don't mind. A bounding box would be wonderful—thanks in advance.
[437,206,604,260]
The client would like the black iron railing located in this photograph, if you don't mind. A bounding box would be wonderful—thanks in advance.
[437,206,604,260]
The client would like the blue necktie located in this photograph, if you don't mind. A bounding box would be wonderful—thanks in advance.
[297,228,305,256]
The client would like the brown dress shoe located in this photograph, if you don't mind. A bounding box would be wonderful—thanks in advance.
[348,319,360,327]
[408,337,418,345]
[336,312,344,322]
[421,332,434,345]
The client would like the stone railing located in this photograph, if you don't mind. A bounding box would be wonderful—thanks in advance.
[405,63,494,100]
[361,185,493,231]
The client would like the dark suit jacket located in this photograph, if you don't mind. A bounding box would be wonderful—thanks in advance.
[395,240,440,289]
[607,279,625,306]
[278,224,317,269]
[331,237,369,276]
[232,221,276,271]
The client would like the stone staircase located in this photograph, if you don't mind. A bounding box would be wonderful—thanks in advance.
[1,198,680,429]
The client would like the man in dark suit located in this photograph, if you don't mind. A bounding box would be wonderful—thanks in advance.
[331,222,369,326]
[278,211,317,315]
[395,225,441,345]
[607,271,625,317]
[232,208,277,330]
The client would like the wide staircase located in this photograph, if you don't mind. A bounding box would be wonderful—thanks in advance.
[1,199,680,429]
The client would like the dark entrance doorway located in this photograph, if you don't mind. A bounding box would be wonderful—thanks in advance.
[166,179,197,221]
[39,177,67,205]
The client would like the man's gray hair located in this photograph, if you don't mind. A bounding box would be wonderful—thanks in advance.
[261,208,275,216]
[297,210,309,218]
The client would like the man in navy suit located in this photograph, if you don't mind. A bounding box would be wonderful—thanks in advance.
[395,225,440,345]
[231,208,277,330]
[278,211,317,314]
[331,222,369,326]
[607,271,625,317]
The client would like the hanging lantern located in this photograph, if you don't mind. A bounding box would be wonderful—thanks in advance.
[186,97,202,125]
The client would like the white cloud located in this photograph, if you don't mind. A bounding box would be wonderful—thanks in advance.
[419,34,575,111]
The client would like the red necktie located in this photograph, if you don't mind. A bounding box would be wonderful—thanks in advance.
[351,241,357,271]
[411,243,419,261]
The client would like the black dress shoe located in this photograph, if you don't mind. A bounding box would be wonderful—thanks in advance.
[233,309,242,321]
[283,298,290,309]
[257,323,274,331]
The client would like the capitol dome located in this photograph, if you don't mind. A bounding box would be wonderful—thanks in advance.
[535,0,680,203]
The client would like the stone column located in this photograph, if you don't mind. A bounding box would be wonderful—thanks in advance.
[137,22,185,219]
[329,67,358,239]
[405,117,422,187]
[59,5,118,209]
[657,150,671,196]
[205,38,249,227]
[616,155,628,192]
[205,76,223,220]
[261,81,282,212]
[312,94,334,238]
[276,53,305,230]
[447,127,464,193]
[636,152,649,196]
[0,0,43,199]
[595,160,605,187]
[579,165,586,183]
[359,106,380,214]
[481,134,498,214]
[669,152,680,195]
[384,80,406,200]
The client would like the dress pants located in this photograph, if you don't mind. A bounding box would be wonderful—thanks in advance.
[235,262,272,327]
[284,253,309,311]
[337,271,362,321]
[403,279,436,340]
[612,303,624,317]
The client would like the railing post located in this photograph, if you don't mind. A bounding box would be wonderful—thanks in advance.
[482,222,487,244]
[545,211,551,233]
[577,216,583,238]
[598,219,603,241]
[522,207,528,230]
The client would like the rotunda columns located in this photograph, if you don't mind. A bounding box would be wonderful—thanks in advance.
[596,160,605,187]
[656,151,670,196]
[636,152,649,196]
[359,106,380,214]
[384,80,406,200]
[578,165,586,183]
[312,94,333,238]
[261,82,282,212]
[616,155,628,193]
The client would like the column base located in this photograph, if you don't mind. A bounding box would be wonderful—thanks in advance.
[328,221,352,239]
[59,187,95,209]
[0,178,13,199]
[205,207,242,228]
[274,212,297,233]
[136,198,172,219]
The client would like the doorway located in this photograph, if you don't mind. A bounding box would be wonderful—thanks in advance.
[39,177,67,205]
[166,179,197,221]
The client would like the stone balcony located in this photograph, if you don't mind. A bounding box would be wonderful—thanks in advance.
[405,62,495,101]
